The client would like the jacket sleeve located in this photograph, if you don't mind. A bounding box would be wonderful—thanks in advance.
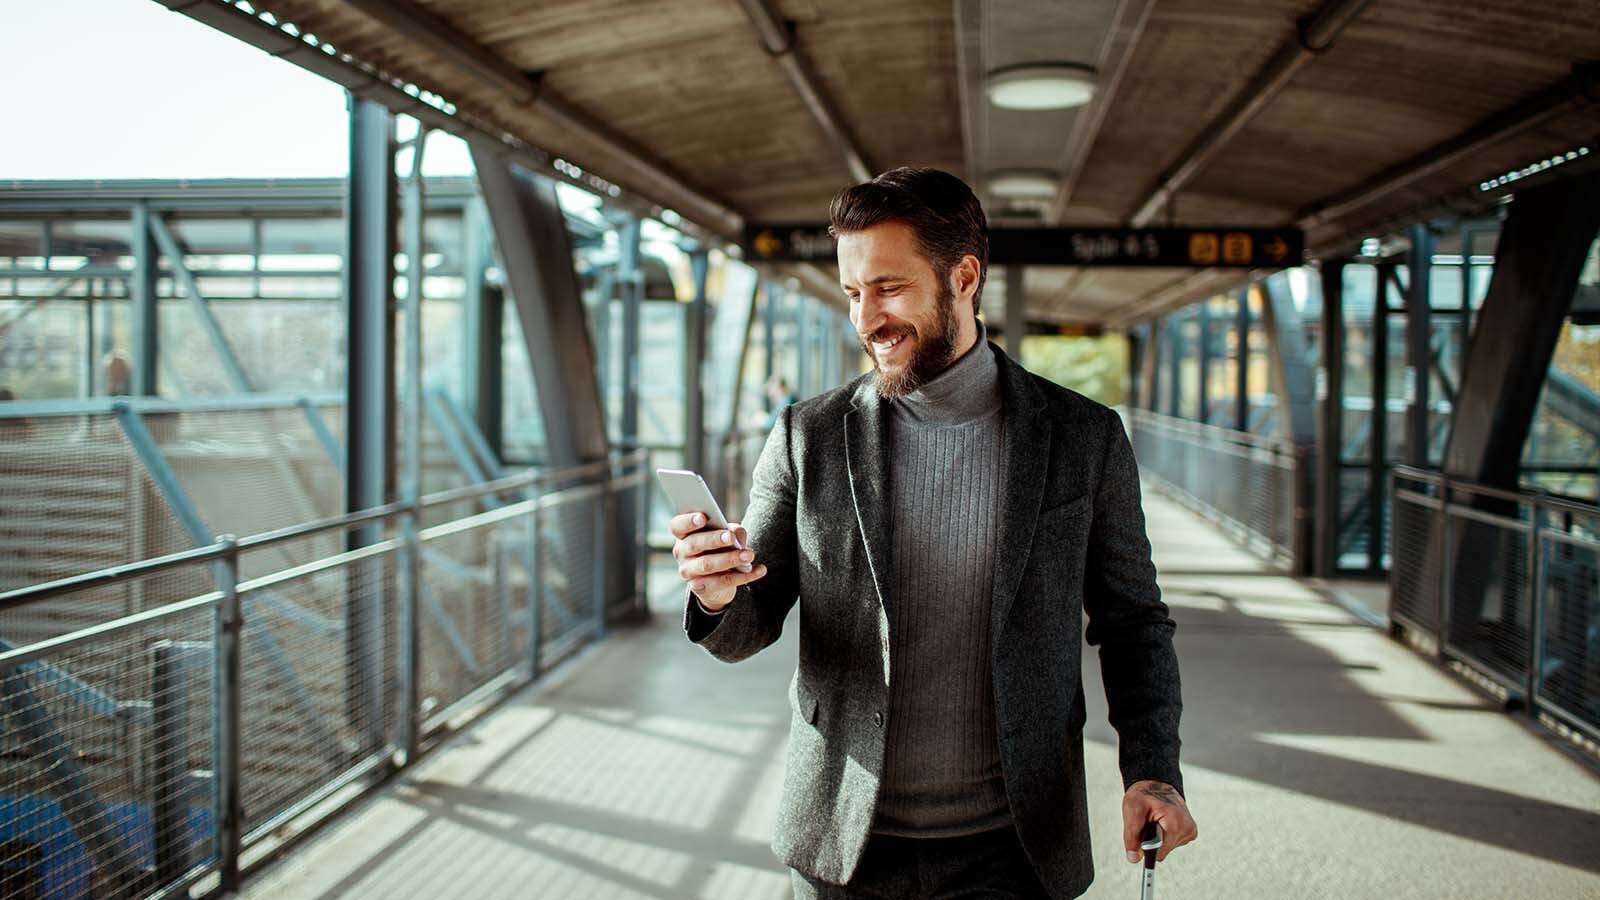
[682,404,801,662]
[1083,408,1184,795]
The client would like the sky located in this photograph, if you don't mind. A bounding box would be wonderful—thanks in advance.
[0,0,472,179]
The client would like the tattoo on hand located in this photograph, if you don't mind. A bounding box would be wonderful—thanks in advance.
[1140,783,1180,804]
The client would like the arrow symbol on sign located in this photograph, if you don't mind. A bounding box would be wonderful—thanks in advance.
[1266,236,1289,263]
[753,230,782,258]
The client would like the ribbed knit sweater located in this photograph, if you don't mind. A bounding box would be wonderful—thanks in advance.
[872,322,1009,837]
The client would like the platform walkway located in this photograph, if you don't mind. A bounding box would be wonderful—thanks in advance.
[239,487,1600,899]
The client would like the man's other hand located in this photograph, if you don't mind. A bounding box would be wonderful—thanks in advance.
[1121,780,1196,864]
[669,512,768,611]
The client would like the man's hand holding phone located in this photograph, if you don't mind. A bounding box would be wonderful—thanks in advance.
[670,513,768,611]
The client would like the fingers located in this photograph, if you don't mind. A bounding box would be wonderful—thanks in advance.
[688,563,767,595]
[678,547,756,579]
[668,511,710,540]
[1121,796,1149,863]
[673,526,750,562]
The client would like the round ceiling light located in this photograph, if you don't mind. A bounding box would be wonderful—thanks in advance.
[985,63,1097,111]
[988,169,1061,200]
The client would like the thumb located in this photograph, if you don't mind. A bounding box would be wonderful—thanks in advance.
[730,523,749,545]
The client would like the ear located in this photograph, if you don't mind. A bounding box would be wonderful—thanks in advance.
[950,254,982,305]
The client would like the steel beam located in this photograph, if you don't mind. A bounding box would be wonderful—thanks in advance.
[736,0,872,182]
[1047,0,1158,222]
[131,202,159,396]
[343,96,395,750]
[1140,319,1161,411]
[460,197,504,458]
[1405,224,1434,467]
[685,249,710,474]
[1005,265,1025,358]
[317,0,741,237]
[147,213,254,393]
[1437,173,1600,666]
[613,214,643,449]
[469,140,608,468]
[1315,261,1346,577]
[1129,0,1372,225]
[1165,314,1183,417]
[1234,287,1250,431]
[157,0,739,241]
[1196,301,1212,423]
[1258,273,1317,444]
[1299,65,1600,231]
[1369,263,1391,572]
[1442,173,1600,485]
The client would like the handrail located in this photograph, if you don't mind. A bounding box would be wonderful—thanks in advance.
[1392,463,1600,520]
[1127,407,1303,456]
[0,450,649,612]
[0,392,344,419]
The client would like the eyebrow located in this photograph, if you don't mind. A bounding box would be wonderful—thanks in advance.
[841,274,912,290]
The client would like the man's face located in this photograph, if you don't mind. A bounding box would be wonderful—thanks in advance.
[837,221,969,398]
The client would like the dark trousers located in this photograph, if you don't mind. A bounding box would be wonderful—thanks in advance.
[790,825,1051,899]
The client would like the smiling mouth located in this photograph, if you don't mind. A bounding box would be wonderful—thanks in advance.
[873,333,908,356]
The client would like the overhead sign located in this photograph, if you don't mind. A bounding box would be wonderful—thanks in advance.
[988,227,1302,267]
[743,224,1302,269]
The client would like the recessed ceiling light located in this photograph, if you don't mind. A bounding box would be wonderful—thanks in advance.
[988,169,1061,199]
[985,63,1097,111]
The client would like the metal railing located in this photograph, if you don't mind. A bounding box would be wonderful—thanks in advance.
[1126,408,1311,568]
[1389,465,1600,747]
[0,450,651,900]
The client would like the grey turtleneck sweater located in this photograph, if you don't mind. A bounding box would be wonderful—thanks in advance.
[873,320,1009,837]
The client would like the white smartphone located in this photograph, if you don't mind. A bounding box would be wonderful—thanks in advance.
[655,468,753,573]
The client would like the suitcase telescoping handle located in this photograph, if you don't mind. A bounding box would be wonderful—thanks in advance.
[1139,822,1162,900]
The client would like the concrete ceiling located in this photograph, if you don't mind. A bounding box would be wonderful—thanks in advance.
[181,0,1600,326]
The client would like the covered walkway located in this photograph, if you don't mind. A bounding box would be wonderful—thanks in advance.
[238,487,1600,900]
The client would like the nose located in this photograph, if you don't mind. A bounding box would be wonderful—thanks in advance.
[853,292,884,338]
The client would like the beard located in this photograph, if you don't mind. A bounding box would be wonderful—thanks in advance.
[860,276,962,399]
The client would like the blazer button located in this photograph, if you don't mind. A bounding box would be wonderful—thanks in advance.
[873,711,884,727]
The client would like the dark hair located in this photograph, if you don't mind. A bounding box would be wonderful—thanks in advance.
[828,167,988,314]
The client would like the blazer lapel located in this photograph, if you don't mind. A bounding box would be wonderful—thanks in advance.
[844,377,894,614]
[990,344,1051,637]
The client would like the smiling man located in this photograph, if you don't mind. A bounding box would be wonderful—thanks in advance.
[671,167,1195,899]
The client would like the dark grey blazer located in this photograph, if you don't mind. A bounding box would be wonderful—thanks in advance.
[684,341,1182,899]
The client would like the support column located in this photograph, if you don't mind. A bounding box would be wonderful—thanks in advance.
[1235,286,1250,432]
[685,248,710,474]
[796,295,811,399]
[130,203,159,396]
[1315,261,1346,577]
[342,95,396,745]
[469,140,608,467]
[1261,271,1319,573]
[1141,318,1161,411]
[1437,173,1600,675]
[1165,314,1183,417]
[1405,223,1434,467]
[1370,263,1391,572]
[1005,265,1025,358]
[461,197,503,458]
[614,215,643,450]
[1196,301,1212,424]
[764,279,779,382]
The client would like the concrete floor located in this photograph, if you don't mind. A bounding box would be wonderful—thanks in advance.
[239,487,1600,899]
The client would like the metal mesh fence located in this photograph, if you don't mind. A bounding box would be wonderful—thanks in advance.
[1389,466,1600,747]
[235,544,398,838]
[0,451,649,897]
[1389,473,1442,632]
[1443,503,1531,686]
[1538,531,1600,735]
[1,597,215,900]
[1127,411,1303,565]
